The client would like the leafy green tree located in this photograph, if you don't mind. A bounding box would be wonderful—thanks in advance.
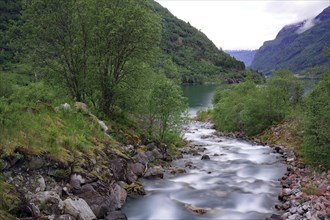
[303,72,330,169]
[268,69,303,106]
[22,0,93,101]
[147,76,187,142]
[89,0,161,115]
[22,0,161,116]
[212,70,303,136]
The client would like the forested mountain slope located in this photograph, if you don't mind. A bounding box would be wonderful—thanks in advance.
[250,6,330,76]
[152,2,246,83]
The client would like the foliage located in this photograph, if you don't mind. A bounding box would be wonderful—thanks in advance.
[21,0,161,115]
[212,70,303,136]
[145,76,188,142]
[0,0,22,69]
[303,72,330,169]
[196,109,212,122]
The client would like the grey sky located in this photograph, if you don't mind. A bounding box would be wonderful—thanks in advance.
[155,0,330,50]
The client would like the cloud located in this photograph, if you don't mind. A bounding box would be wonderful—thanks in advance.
[297,19,316,34]
[156,0,330,50]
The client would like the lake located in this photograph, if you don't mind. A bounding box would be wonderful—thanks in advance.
[181,84,219,116]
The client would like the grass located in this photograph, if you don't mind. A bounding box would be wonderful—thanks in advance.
[0,102,108,163]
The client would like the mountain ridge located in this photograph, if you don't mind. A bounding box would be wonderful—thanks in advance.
[152,1,246,83]
[250,6,330,75]
[225,50,257,67]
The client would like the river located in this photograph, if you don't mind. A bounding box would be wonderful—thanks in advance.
[122,84,286,219]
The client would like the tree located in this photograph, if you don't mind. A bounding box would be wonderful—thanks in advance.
[212,70,304,136]
[22,0,93,101]
[303,72,330,169]
[147,76,187,142]
[89,0,161,115]
[22,0,161,115]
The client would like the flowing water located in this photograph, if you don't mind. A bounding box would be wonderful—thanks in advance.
[122,84,286,219]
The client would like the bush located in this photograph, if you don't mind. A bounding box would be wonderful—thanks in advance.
[303,72,330,169]
[212,70,303,136]
[146,76,188,143]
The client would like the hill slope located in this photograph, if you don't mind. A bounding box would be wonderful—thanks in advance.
[250,6,330,76]
[225,50,257,67]
[152,2,245,83]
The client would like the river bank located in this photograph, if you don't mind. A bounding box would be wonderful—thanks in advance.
[1,118,328,220]
[214,127,330,220]
[0,139,180,220]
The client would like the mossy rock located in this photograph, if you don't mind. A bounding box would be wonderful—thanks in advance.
[185,204,209,215]
[53,169,70,180]
[124,181,145,196]
[26,158,46,170]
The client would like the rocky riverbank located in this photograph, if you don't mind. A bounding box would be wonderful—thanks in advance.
[203,123,330,220]
[0,140,179,220]
[271,145,330,220]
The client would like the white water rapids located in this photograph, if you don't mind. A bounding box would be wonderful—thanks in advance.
[123,121,286,219]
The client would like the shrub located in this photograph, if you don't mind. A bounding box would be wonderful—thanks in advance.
[303,72,330,169]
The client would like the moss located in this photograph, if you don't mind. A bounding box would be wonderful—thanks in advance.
[0,177,21,216]
[53,169,70,180]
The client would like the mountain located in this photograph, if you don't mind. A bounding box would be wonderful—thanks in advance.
[250,6,330,76]
[225,50,257,67]
[151,2,245,83]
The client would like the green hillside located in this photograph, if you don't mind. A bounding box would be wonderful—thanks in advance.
[250,6,330,76]
[152,2,246,83]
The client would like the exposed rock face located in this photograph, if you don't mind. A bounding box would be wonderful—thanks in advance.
[63,198,96,220]
[0,101,183,220]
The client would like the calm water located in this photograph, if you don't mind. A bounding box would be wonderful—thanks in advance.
[181,84,219,116]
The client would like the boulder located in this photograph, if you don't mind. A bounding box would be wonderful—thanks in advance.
[74,102,88,113]
[30,191,64,215]
[108,158,128,182]
[109,183,127,210]
[133,151,149,165]
[128,163,145,177]
[185,161,193,168]
[151,148,162,159]
[144,166,164,179]
[70,174,86,190]
[63,198,96,220]
[73,184,110,218]
[35,175,46,192]
[105,211,127,220]
[146,142,157,151]
[169,167,186,174]
[201,155,210,160]
[145,151,155,162]
[98,120,109,132]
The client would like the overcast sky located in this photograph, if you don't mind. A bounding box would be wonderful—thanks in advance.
[155,0,330,50]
